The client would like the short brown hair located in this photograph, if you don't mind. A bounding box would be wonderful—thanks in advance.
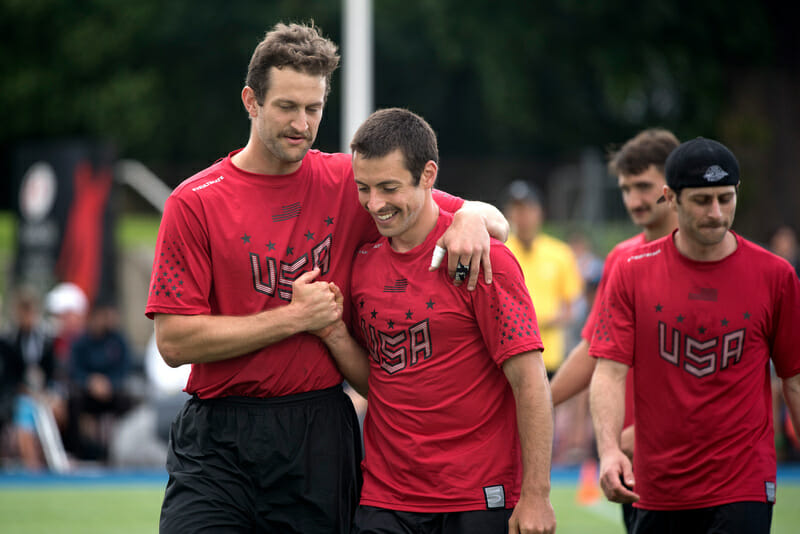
[350,108,439,185]
[607,128,680,177]
[246,22,340,105]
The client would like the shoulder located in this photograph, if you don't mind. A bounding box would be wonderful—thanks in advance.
[612,235,670,274]
[301,150,352,179]
[170,157,230,198]
[737,234,798,277]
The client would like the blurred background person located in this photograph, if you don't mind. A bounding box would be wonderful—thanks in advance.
[3,287,64,470]
[65,302,133,462]
[503,180,584,466]
[769,225,800,277]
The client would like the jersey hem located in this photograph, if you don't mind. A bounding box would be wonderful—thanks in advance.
[359,497,519,513]
[635,492,772,511]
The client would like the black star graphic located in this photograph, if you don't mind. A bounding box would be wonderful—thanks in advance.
[241,233,251,244]
[655,304,663,312]
[266,241,276,250]
[324,216,334,226]
[371,310,378,319]
[405,310,413,320]
[699,326,706,334]
[387,319,395,329]
[359,300,365,308]
[426,299,435,309]
[743,312,751,320]
[721,318,729,326]
[286,246,294,256]
[677,315,684,323]
[304,230,315,241]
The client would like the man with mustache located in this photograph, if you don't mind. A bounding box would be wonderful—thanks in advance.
[549,128,679,530]
[146,22,508,534]
[589,137,800,534]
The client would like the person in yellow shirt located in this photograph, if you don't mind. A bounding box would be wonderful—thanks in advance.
[504,180,584,378]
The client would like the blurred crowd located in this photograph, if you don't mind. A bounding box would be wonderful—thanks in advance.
[0,282,188,472]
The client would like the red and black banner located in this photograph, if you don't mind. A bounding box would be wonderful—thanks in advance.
[13,140,117,306]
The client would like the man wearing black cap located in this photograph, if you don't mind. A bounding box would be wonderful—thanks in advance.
[589,137,800,533]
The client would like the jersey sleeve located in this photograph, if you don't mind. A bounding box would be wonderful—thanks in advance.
[145,193,213,318]
[587,258,634,366]
[770,266,800,378]
[470,244,544,367]
[431,189,465,213]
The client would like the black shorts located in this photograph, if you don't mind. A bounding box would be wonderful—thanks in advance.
[621,502,636,534]
[159,385,362,533]
[632,501,773,534]
[352,505,513,534]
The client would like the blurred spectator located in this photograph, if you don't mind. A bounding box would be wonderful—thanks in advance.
[4,287,66,470]
[44,282,89,386]
[65,302,133,461]
[0,326,25,466]
[769,225,800,277]
[109,332,189,468]
[503,180,584,377]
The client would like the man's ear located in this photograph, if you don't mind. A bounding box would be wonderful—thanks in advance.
[420,160,439,189]
[241,86,259,118]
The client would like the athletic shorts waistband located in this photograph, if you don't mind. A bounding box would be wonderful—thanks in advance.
[191,384,344,408]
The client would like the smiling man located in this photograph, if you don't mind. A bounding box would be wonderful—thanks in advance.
[315,108,556,534]
[589,137,800,534]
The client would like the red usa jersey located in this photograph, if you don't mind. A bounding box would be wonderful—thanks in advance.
[590,231,800,510]
[145,149,463,398]
[582,233,646,428]
[351,210,543,512]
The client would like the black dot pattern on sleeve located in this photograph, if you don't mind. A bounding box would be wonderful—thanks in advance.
[150,237,186,300]
[491,280,538,346]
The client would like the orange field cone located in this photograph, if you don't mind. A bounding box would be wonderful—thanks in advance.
[575,459,602,505]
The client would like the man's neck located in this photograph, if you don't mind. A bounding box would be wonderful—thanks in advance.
[673,230,738,262]
[231,141,303,176]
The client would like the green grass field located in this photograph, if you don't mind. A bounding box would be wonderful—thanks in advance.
[1,483,799,533]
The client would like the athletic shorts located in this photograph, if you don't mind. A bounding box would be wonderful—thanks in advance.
[352,505,513,534]
[621,502,636,534]
[632,501,773,534]
[159,385,362,533]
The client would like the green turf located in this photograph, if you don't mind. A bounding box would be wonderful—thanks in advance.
[1,484,798,534]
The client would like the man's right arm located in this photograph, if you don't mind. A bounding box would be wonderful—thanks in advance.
[590,357,639,504]
[155,269,341,367]
[549,338,595,406]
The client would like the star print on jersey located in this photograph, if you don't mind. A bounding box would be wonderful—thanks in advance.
[272,202,302,222]
[406,310,413,319]
[151,238,186,300]
[305,230,315,241]
[426,299,435,309]
[266,241,276,250]
[324,216,334,226]
[241,233,251,243]
[383,278,409,293]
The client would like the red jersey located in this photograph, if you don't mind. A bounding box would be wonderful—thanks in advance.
[589,231,800,510]
[145,150,463,398]
[351,210,544,513]
[583,233,646,429]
